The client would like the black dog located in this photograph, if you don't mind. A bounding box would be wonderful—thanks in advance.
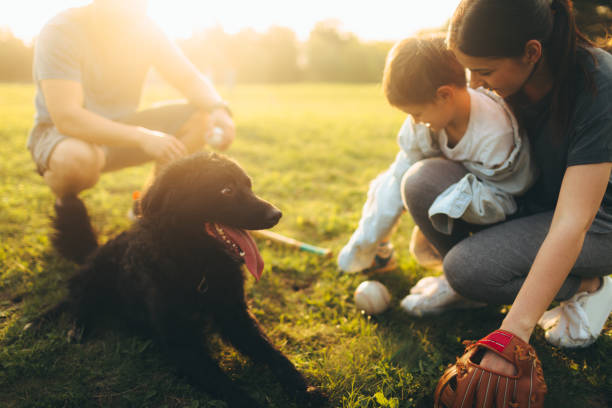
[48,152,323,407]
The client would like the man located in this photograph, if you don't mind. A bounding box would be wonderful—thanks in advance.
[28,0,235,206]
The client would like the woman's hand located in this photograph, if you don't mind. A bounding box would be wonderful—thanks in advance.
[480,321,532,375]
[479,350,517,376]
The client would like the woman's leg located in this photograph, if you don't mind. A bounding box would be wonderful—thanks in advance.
[443,211,612,305]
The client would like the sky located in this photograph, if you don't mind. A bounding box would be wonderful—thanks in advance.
[0,0,462,44]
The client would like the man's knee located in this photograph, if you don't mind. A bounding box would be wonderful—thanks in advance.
[45,139,105,193]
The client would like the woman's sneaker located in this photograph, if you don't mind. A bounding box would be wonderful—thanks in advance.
[537,276,612,348]
[361,242,397,274]
[400,275,486,317]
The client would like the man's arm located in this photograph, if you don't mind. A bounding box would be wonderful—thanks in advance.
[41,79,187,162]
[151,34,235,150]
[150,37,224,110]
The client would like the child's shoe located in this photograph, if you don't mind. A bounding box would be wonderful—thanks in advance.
[361,242,397,274]
[400,274,486,317]
[537,276,612,348]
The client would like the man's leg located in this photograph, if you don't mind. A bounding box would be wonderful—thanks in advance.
[102,102,209,172]
[45,138,105,198]
[30,103,210,212]
[99,103,212,218]
[28,124,106,199]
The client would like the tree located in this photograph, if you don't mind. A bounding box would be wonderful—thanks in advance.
[305,20,392,82]
[0,29,33,82]
[573,0,612,48]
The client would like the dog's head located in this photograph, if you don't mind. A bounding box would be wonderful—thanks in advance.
[140,152,282,281]
[140,152,281,229]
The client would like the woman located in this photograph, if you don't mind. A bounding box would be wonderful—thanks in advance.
[401,0,612,379]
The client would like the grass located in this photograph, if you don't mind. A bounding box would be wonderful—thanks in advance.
[0,82,610,407]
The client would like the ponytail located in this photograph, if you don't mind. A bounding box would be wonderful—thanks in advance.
[547,0,595,137]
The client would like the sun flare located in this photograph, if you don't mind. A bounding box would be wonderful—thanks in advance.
[1,0,461,43]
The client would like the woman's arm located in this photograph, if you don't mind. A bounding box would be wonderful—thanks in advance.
[481,162,612,374]
[502,162,611,340]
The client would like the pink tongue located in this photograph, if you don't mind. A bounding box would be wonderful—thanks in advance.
[220,225,264,281]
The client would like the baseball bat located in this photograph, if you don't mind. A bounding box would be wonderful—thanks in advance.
[250,230,332,257]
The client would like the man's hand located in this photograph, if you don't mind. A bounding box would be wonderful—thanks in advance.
[138,127,187,163]
[208,108,235,150]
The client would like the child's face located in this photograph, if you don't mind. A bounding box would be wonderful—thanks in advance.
[398,98,454,132]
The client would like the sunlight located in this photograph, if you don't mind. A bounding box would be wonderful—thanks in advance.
[1,0,461,43]
[147,0,462,40]
[0,1,90,44]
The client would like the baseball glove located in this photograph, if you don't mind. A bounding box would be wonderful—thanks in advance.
[434,329,547,408]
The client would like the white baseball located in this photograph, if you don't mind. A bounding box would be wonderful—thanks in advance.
[354,280,391,315]
[206,127,225,148]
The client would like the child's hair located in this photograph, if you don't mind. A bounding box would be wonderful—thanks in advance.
[383,35,467,107]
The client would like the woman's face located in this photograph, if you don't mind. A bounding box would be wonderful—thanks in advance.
[453,49,534,98]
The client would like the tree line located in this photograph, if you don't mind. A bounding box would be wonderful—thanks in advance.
[1,1,610,84]
[0,20,392,84]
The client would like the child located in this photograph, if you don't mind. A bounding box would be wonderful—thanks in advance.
[338,35,537,315]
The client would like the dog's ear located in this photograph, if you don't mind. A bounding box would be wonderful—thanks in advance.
[140,179,177,219]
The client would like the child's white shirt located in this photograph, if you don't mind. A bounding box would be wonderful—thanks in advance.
[338,87,538,273]
[438,88,514,168]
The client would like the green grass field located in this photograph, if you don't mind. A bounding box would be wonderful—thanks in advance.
[0,83,610,407]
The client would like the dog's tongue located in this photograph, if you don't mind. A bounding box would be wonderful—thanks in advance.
[206,223,264,281]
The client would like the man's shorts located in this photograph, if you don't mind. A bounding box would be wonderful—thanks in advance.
[27,102,197,175]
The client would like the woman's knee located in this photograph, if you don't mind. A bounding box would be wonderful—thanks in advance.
[45,139,105,193]
[443,241,485,300]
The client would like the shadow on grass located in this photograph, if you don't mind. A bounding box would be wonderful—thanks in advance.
[0,249,322,408]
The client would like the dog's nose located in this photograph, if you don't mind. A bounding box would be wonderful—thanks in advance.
[265,207,282,226]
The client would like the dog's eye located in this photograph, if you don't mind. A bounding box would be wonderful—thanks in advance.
[221,187,233,195]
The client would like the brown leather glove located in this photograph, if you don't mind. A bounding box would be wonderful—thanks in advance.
[434,330,547,408]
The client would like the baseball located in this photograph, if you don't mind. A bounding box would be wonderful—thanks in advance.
[354,280,391,315]
[206,127,225,148]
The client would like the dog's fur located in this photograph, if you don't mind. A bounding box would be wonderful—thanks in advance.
[49,152,323,407]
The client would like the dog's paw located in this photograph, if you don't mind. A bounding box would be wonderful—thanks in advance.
[22,316,48,334]
[66,320,85,343]
[296,386,328,407]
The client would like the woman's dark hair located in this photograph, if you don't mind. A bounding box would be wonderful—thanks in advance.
[448,0,595,137]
